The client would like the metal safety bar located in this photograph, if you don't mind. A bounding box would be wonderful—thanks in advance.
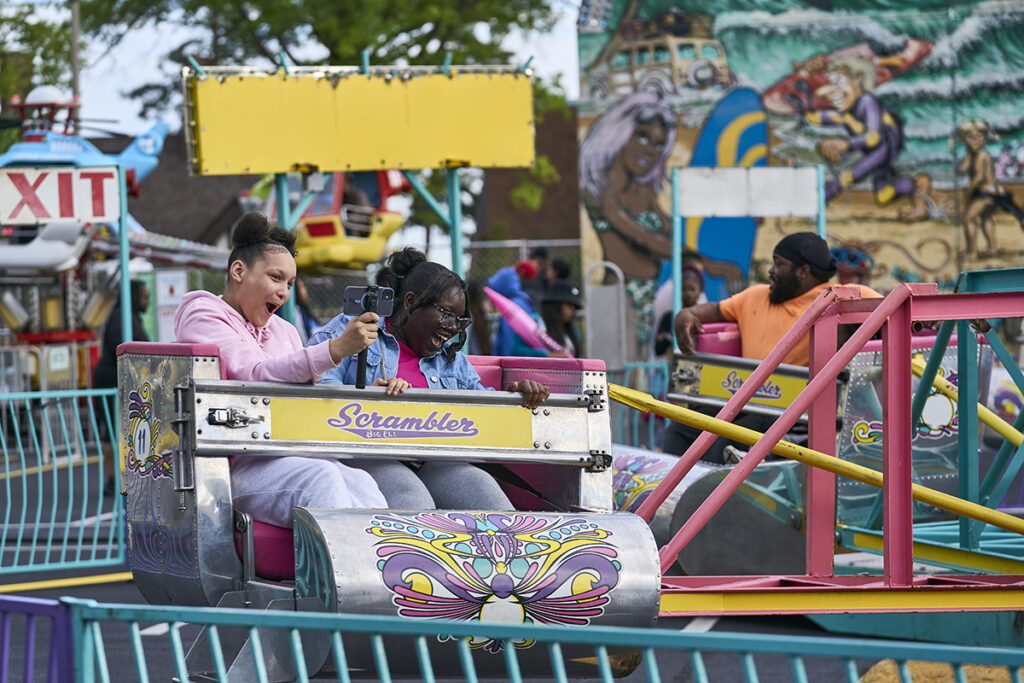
[57,598,1024,683]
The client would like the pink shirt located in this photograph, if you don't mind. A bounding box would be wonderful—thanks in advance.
[173,290,336,382]
[394,336,429,388]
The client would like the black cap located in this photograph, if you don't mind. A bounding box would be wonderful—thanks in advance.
[773,232,837,276]
[543,280,581,307]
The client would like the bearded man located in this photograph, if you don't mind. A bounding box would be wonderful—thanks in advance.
[663,232,879,461]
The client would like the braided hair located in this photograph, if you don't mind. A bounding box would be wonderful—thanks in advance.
[227,212,296,270]
[377,247,468,363]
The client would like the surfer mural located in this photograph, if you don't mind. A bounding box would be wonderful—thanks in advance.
[578,0,1024,349]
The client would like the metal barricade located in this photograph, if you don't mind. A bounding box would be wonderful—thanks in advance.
[0,594,72,682]
[609,361,670,449]
[1,388,123,575]
[60,597,1024,683]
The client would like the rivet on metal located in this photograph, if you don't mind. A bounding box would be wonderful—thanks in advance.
[251,432,259,439]
[544,442,551,449]
[263,432,271,439]
[543,409,550,416]
[251,397,258,404]
[263,398,271,405]
[533,441,540,448]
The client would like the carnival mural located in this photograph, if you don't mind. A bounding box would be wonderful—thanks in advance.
[578,0,1024,347]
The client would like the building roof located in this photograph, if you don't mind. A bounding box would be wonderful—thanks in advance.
[90,131,259,244]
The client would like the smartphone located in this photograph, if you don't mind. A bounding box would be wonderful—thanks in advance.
[342,286,395,317]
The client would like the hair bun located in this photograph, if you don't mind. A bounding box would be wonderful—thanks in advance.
[386,247,427,278]
[232,212,272,249]
[231,212,296,256]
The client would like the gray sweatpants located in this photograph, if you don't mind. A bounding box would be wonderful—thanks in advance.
[231,455,388,528]
[350,459,514,510]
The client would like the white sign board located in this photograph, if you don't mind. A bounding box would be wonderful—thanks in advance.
[155,269,189,342]
[0,166,121,224]
[678,167,820,217]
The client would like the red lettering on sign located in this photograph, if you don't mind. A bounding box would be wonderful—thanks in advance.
[79,171,115,216]
[8,172,50,220]
[57,172,73,218]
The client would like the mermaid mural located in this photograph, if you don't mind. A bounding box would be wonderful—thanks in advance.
[580,91,677,281]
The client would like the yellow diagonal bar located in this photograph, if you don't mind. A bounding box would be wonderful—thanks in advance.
[910,357,1023,447]
[608,383,1024,536]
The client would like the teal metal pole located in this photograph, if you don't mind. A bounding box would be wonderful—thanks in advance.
[117,165,132,342]
[447,168,464,278]
[671,167,682,350]
[957,319,980,549]
[816,164,826,238]
[401,171,453,231]
[274,173,296,323]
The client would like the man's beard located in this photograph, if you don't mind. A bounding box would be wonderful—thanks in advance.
[769,271,800,303]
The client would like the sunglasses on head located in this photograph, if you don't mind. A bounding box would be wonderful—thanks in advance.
[431,303,472,331]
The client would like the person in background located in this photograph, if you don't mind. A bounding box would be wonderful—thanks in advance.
[488,259,539,356]
[275,276,319,344]
[665,232,880,462]
[94,279,150,494]
[540,280,583,358]
[174,212,391,528]
[522,247,551,311]
[465,279,493,355]
[310,247,549,509]
[653,264,704,358]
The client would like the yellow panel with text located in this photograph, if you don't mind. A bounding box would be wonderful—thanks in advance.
[188,71,535,175]
[270,398,533,448]
[697,365,807,409]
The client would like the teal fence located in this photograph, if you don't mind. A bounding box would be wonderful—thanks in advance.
[1,388,123,575]
[609,362,671,449]
[44,598,1024,682]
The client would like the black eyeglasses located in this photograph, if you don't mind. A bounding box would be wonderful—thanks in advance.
[431,303,472,331]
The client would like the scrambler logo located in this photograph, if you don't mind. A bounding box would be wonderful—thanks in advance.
[327,402,480,440]
[720,370,783,401]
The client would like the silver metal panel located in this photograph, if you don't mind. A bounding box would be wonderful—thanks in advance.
[121,349,241,606]
[294,507,659,677]
[191,381,610,472]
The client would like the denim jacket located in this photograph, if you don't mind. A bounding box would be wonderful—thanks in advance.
[308,312,491,391]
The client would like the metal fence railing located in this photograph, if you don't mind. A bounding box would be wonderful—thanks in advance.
[609,362,671,449]
[2,597,1017,682]
[0,594,72,682]
[1,389,123,575]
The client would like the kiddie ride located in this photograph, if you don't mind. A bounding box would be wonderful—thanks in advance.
[119,344,659,680]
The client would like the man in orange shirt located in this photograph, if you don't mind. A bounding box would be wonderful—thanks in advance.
[663,232,879,461]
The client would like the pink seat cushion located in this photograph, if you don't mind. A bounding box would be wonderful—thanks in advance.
[233,521,295,580]
[467,355,503,390]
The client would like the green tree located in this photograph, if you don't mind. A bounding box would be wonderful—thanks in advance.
[0,5,73,151]
[81,0,557,118]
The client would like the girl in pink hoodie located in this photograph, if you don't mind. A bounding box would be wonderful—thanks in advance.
[173,213,403,527]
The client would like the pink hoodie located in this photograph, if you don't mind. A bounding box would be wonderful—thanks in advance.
[173,290,336,383]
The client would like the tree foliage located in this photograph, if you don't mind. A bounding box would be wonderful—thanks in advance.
[0,4,73,151]
[80,0,557,118]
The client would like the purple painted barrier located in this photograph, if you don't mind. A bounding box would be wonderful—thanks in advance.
[0,595,71,683]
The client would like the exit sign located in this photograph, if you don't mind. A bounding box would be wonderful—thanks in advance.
[0,166,121,224]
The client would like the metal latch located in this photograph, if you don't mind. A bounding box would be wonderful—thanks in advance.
[583,387,606,412]
[207,407,264,429]
[586,449,612,472]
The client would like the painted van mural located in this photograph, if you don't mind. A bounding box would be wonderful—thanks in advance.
[578,1,1024,351]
